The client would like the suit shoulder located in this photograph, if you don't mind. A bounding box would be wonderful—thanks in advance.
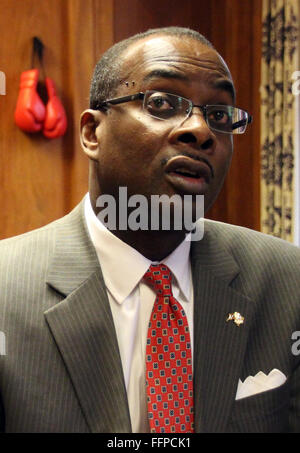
[0,203,83,269]
[201,220,300,311]
[204,219,300,263]
[0,217,59,254]
[0,203,82,250]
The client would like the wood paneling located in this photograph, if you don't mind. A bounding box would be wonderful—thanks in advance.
[1,0,71,237]
[207,0,262,231]
[113,0,213,40]
[0,0,262,239]
[0,0,115,238]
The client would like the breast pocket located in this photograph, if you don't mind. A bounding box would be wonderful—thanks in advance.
[227,380,290,433]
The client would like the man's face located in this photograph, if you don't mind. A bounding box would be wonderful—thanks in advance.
[93,35,234,214]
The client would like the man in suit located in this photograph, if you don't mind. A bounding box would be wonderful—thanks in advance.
[0,26,300,433]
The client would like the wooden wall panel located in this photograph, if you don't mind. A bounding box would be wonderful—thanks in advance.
[0,0,70,238]
[113,0,212,40]
[62,0,97,209]
[0,0,114,239]
[207,0,261,231]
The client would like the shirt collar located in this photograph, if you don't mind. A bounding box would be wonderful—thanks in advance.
[84,193,191,304]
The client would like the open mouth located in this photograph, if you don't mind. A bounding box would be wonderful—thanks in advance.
[163,155,213,195]
[171,167,203,179]
[165,155,213,181]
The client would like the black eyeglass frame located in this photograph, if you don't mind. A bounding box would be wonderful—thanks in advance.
[98,91,253,134]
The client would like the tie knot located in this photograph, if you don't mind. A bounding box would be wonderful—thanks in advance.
[143,263,173,297]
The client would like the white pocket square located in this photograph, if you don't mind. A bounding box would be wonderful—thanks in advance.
[235,369,287,400]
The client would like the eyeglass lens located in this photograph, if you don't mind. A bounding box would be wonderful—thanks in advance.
[143,91,249,134]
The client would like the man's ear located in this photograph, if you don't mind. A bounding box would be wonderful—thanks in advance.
[80,109,103,161]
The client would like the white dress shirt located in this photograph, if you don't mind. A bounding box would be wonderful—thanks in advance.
[84,193,194,432]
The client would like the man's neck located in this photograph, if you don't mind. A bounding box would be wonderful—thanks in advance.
[89,188,187,261]
[111,228,187,261]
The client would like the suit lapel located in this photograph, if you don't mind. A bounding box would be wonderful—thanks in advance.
[191,221,256,432]
[44,202,131,433]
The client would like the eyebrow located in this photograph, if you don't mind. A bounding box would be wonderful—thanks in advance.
[212,79,236,102]
[143,69,236,102]
[143,69,189,83]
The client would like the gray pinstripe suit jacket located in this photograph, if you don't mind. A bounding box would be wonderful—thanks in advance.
[0,200,300,433]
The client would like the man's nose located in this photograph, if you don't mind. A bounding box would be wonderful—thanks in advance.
[168,108,216,152]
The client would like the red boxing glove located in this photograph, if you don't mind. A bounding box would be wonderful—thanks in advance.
[14,69,46,133]
[43,77,67,139]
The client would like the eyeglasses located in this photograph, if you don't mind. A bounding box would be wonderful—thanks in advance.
[98,90,253,135]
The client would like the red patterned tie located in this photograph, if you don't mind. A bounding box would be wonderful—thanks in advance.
[144,263,194,433]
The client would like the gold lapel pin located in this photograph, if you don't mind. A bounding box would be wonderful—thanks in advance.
[226,312,244,326]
